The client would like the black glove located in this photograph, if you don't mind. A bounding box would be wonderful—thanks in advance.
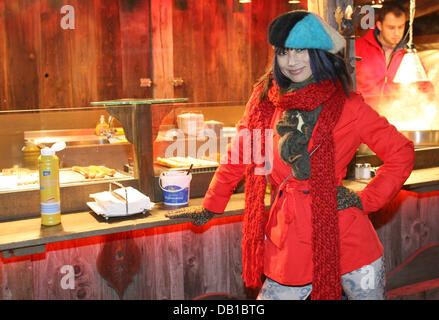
[165,206,215,226]
[336,186,363,211]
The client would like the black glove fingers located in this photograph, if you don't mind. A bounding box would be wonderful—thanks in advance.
[336,186,363,211]
[165,206,215,226]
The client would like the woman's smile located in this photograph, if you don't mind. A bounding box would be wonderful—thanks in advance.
[287,67,306,75]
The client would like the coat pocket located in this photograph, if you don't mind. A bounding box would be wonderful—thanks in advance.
[338,207,361,239]
[293,193,313,245]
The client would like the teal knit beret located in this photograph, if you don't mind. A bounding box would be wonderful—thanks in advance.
[268,10,345,54]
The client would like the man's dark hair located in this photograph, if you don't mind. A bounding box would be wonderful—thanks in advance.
[377,2,408,22]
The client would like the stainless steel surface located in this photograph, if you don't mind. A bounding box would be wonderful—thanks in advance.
[400,130,439,147]
[24,128,109,146]
[357,130,439,155]
[24,128,96,138]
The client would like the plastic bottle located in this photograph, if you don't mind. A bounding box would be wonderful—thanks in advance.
[39,143,65,226]
[22,141,40,169]
[95,115,109,136]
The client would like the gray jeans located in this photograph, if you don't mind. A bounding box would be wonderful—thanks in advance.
[257,256,386,300]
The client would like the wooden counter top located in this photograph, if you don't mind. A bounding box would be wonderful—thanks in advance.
[1,167,439,258]
[0,193,270,258]
[402,167,439,192]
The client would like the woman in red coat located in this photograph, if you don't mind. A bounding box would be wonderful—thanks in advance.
[167,11,415,300]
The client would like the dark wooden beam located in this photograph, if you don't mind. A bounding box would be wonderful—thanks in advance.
[413,0,439,19]
[414,33,439,44]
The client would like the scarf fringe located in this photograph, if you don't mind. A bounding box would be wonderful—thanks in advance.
[242,167,267,288]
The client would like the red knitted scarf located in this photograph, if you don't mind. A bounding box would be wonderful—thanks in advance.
[242,79,346,300]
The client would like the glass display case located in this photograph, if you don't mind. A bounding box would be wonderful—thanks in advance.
[0,106,136,221]
[90,99,246,206]
[0,100,246,221]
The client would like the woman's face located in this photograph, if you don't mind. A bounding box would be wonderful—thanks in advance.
[276,48,312,83]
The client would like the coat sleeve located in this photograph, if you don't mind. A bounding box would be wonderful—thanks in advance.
[353,94,415,214]
[202,83,264,214]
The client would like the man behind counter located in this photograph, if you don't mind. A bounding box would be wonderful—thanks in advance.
[355,2,407,97]
[355,2,434,100]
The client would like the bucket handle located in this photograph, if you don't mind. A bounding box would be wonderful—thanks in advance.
[159,172,191,193]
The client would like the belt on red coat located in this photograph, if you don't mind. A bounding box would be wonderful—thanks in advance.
[265,174,311,248]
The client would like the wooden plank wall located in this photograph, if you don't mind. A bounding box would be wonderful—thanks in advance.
[151,0,174,99]
[172,0,292,103]
[2,0,41,109]
[370,190,439,300]
[0,216,245,300]
[0,0,302,110]
[40,0,73,109]
[0,0,152,110]
[0,0,8,109]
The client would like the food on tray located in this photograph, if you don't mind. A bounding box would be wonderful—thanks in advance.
[2,167,19,175]
[156,156,218,168]
[1,167,39,185]
[72,165,116,179]
[156,157,183,168]
[18,172,39,185]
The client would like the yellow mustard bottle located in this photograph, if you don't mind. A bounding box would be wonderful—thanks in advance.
[39,147,61,226]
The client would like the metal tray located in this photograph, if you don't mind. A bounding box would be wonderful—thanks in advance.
[400,130,439,147]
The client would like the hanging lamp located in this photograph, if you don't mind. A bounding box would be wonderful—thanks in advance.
[393,0,429,83]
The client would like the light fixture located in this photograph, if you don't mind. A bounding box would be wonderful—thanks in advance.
[393,0,429,83]
[371,0,383,9]
[288,0,301,3]
[239,0,251,3]
[393,48,429,83]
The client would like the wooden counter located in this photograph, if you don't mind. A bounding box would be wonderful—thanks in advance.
[2,167,439,258]
[0,193,269,259]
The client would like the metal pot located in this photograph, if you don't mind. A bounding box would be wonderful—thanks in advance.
[400,130,439,147]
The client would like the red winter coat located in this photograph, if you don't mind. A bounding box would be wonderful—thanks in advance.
[203,87,415,285]
[355,28,405,97]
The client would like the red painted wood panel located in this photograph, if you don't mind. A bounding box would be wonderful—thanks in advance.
[0,216,246,300]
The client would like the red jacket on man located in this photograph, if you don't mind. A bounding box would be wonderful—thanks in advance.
[356,28,435,105]
[355,28,405,98]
